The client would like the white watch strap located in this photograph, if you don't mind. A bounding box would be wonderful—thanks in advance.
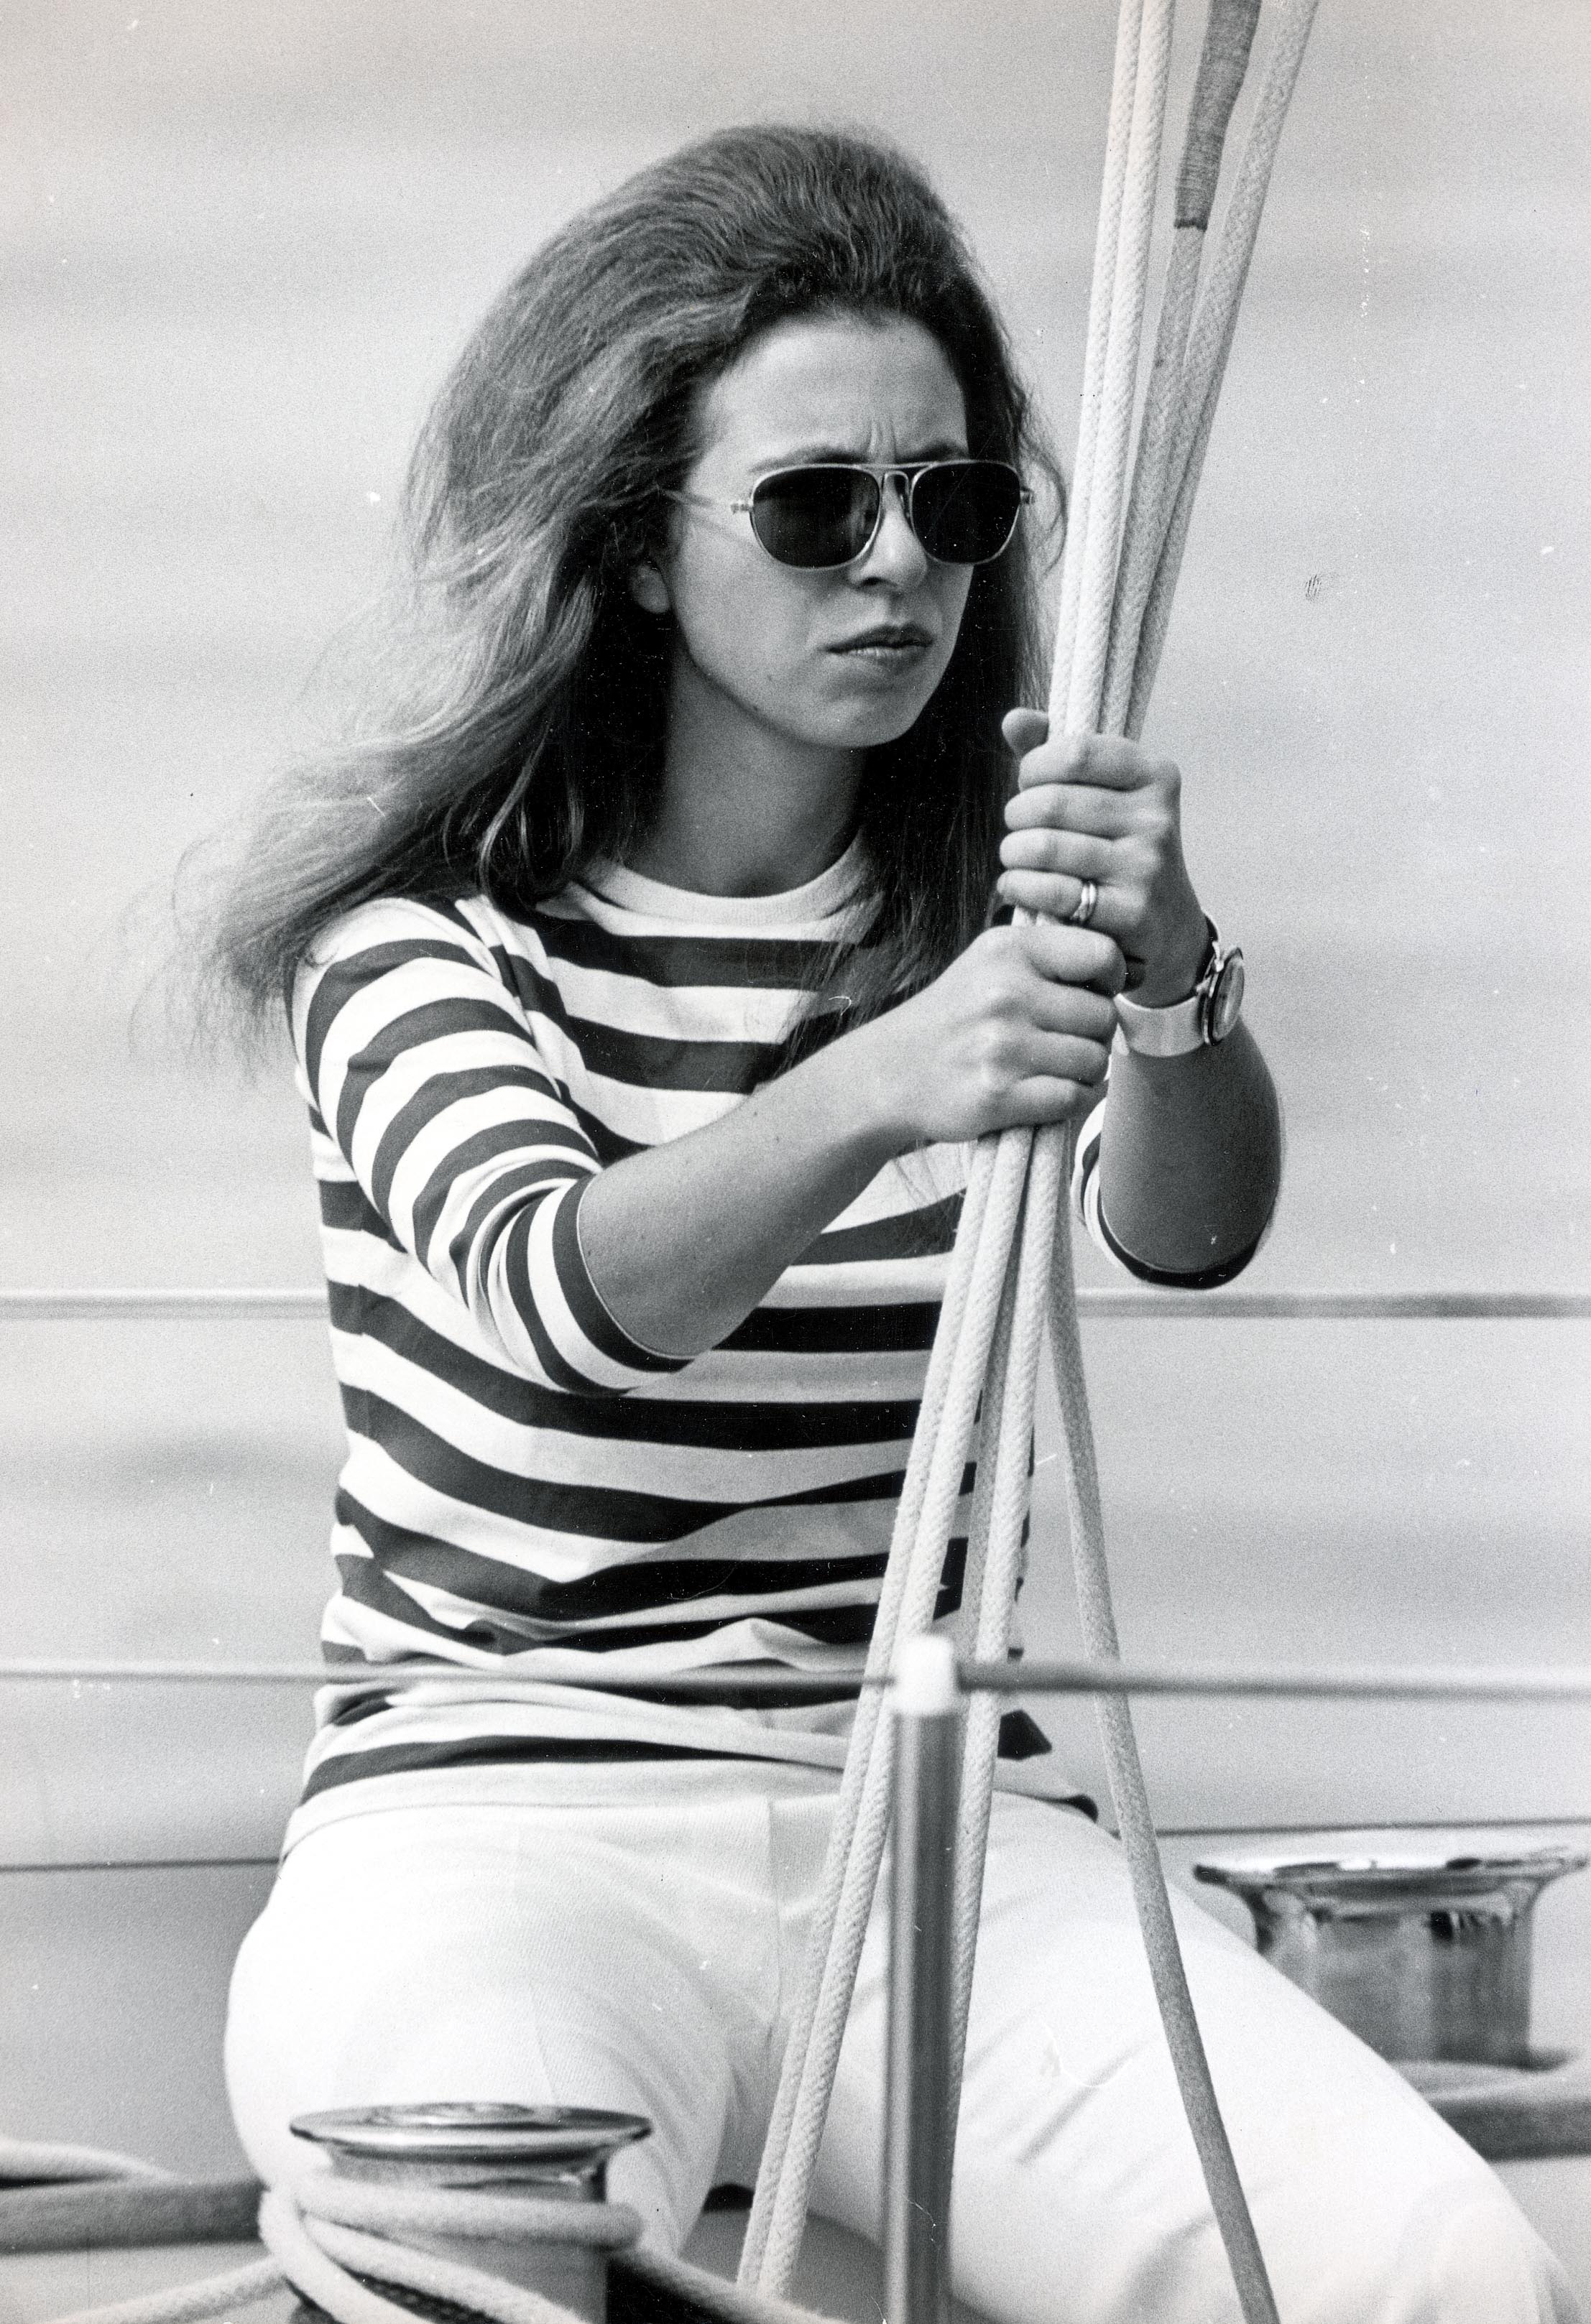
[1114,986,1205,1057]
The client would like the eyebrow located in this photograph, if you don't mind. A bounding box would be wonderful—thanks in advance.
[767,438,972,466]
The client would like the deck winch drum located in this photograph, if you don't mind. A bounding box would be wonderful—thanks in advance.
[288,2103,651,2323]
[1194,1847,1589,2068]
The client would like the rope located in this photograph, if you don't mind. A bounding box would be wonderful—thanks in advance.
[1050,0,1145,703]
[264,2193,584,2324]
[619,2249,850,2324]
[739,1134,1033,2290]
[0,2139,170,2186]
[1064,0,1177,735]
[1102,0,1263,733]
[946,1137,1064,2119]
[1127,0,1323,738]
[46,2260,285,2324]
[26,2153,845,2324]
[298,2181,642,2250]
[740,0,1324,2313]
[1049,1180,1281,2322]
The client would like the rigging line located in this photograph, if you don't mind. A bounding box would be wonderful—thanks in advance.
[1064,0,1179,736]
[1101,0,1263,733]
[742,1130,1037,2292]
[1050,0,1149,708]
[1127,0,1324,737]
[734,1132,1004,2287]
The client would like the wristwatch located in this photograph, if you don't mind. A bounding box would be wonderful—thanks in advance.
[1115,919,1245,1057]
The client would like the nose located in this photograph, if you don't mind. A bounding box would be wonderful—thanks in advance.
[853,472,929,588]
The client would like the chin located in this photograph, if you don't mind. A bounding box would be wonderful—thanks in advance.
[813,688,939,754]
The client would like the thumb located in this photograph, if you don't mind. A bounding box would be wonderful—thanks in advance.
[1001,705,1050,758]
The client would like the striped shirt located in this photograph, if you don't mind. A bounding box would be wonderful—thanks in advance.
[285,838,1113,1846]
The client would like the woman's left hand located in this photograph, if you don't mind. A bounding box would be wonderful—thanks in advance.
[997,708,1210,1006]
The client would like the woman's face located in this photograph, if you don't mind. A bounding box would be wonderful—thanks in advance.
[640,312,977,767]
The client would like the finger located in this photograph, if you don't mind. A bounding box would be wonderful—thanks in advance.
[1015,1028,1112,1083]
[1005,783,1137,838]
[1015,732,1170,792]
[998,867,1126,932]
[995,1076,1109,1131]
[1019,922,1127,996]
[1021,983,1120,1045]
[1001,706,1049,758]
[999,826,1113,880]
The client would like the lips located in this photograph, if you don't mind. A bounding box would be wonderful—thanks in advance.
[832,624,935,652]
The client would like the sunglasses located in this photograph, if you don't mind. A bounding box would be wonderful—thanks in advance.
[670,459,1032,571]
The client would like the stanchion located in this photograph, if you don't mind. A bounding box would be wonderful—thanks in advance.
[883,1638,963,2324]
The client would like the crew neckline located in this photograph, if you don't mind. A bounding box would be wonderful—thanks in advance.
[581,831,872,930]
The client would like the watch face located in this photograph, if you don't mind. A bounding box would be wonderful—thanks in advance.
[1205,950,1245,1043]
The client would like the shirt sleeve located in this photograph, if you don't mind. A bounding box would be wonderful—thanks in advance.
[1070,1079,1273,1290]
[293,896,691,1397]
[1069,1094,1115,1264]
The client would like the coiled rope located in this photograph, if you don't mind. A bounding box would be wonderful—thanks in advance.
[739,4,1319,2318]
[7,2142,844,2324]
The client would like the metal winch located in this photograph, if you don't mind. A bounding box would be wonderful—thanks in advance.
[290,2101,652,2323]
[1194,1844,1587,2066]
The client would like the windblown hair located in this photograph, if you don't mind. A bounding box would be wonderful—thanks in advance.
[207,123,1060,1046]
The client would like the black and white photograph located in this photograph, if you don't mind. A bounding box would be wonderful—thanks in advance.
[4,4,1588,2318]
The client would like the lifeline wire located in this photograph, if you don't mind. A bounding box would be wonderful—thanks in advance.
[742,1,1319,2315]
[7,1654,1591,1701]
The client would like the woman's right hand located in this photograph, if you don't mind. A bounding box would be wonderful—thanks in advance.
[851,922,1126,1151]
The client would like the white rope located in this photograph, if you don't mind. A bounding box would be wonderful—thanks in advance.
[741,1,1324,2315]
[945,1133,1065,2114]
[740,1134,1033,2290]
[734,1137,997,2283]
[622,2248,851,2324]
[298,2177,642,2249]
[45,2267,282,2324]
[1048,1177,1281,2323]
[1128,0,1323,737]
[0,2139,170,2186]
[749,0,1173,2294]
[272,2203,576,2324]
[1050,0,1147,703]
[1065,0,1178,735]
[29,2157,844,2324]
[1102,0,1263,733]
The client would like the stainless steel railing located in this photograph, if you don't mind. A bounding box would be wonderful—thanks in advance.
[1,1288,1587,1320]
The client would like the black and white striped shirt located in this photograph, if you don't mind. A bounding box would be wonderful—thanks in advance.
[286,840,1110,1845]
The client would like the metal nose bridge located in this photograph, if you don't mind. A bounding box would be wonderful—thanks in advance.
[859,466,927,563]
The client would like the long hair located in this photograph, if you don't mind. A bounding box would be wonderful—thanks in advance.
[206,124,1061,1045]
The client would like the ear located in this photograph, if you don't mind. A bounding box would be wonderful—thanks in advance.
[628,559,673,616]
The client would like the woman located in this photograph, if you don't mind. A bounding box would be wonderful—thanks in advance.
[218,127,1574,2323]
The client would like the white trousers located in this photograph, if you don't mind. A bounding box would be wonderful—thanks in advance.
[225,1767,1577,2324]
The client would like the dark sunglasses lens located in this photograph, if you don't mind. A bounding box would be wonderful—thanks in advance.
[910,462,1025,564]
[750,468,880,568]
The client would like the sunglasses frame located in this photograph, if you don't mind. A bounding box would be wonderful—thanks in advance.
[670,458,1033,572]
